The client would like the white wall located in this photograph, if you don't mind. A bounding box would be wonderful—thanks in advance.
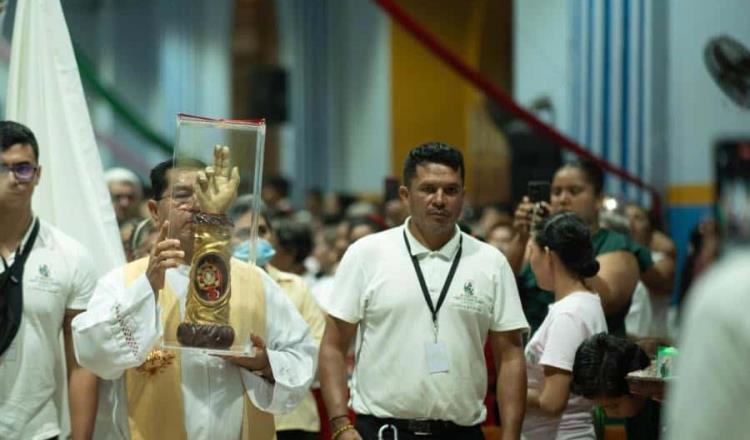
[514,0,659,201]
[513,0,570,135]
[512,0,750,201]
[667,0,750,185]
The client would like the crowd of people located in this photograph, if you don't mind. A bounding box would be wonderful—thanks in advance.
[0,119,738,440]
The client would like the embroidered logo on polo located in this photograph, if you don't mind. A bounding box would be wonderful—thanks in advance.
[194,253,228,301]
[450,278,487,313]
[28,262,62,293]
[463,280,475,296]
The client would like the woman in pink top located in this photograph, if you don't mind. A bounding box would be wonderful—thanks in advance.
[522,212,608,440]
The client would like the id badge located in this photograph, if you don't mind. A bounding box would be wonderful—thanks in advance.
[424,340,450,374]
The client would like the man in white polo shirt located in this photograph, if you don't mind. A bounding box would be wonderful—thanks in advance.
[319,143,529,440]
[0,120,98,440]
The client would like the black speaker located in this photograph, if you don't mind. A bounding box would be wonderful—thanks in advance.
[507,128,563,205]
[487,100,563,205]
[248,66,288,124]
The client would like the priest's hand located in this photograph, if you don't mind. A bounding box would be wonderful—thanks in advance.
[146,221,184,294]
[194,145,240,215]
[220,333,275,383]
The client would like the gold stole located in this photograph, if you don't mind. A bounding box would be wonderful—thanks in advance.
[122,257,276,440]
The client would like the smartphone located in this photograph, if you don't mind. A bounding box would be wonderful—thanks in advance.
[528,181,551,227]
[528,181,551,203]
[384,176,400,202]
[715,139,750,246]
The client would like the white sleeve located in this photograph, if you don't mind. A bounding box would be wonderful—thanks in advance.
[240,270,317,414]
[491,256,529,332]
[65,239,98,310]
[71,268,161,380]
[538,312,587,372]
[318,240,367,323]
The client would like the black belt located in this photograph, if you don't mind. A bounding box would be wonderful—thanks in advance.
[357,414,474,436]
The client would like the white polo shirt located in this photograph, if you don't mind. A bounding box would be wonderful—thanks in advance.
[0,218,96,440]
[321,219,528,426]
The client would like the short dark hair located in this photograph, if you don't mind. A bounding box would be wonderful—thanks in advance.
[534,212,600,278]
[402,142,464,187]
[149,158,206,200]
[1,120,39,161]
[149,160,172,200]
[273,219,313,265]
[571,333,651,399]
[264,175,290,197]
[348,215,385,235]
[560,160,605,196]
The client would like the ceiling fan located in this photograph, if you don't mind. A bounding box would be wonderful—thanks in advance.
[705,35,750,109]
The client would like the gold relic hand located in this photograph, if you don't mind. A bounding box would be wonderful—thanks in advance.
[194,145,240,214]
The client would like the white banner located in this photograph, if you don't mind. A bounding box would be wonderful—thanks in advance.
[5,0,125,276]
[5,2,126,438]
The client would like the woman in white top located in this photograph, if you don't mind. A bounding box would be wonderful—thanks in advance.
[522,212,608,440]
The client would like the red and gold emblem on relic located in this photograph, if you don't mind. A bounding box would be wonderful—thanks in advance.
[194,254,227,301]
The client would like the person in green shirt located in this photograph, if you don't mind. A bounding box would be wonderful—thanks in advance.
[505,160,671,336]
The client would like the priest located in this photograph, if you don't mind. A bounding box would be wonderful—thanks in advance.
[73,146,316,439]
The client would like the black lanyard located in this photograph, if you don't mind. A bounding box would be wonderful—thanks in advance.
[403,230,463,341]
[0,218,40,356]
[0,219,40,287]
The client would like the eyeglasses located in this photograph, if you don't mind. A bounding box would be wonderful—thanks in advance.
[158,190,197,208]
[0,162,38,183]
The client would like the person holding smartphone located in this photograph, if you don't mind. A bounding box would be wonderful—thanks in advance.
[506,160,662,337]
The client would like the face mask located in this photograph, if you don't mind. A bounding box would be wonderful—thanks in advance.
[233,238,276,266]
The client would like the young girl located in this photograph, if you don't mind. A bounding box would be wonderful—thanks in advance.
[522,212,608,439]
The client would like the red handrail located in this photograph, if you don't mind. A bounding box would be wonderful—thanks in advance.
[374,0,662,215]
